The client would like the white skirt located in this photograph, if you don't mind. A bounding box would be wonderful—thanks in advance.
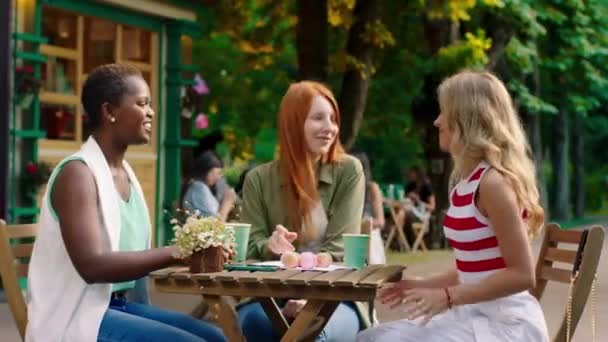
[357,292,549,342]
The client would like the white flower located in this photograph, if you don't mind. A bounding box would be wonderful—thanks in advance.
[169,214,236,258]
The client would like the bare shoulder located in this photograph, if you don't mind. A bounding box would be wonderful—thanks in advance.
[52,160,96,199]
[478,168,517,212]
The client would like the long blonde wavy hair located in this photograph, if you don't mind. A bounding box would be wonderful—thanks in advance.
[438,70,544,237]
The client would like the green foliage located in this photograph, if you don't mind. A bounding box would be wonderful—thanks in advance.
[187,0,608,214]
[436,30,492,74]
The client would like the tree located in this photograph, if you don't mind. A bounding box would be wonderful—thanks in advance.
[296,0,328,81]
[338,0,384,148]
[536,0,608,219]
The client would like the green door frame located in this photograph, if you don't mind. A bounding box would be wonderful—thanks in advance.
[12,0,202,244]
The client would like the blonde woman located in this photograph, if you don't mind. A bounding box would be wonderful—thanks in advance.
[358,70,549,341]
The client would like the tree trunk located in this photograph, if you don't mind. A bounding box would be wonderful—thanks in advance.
[529,113,548,211]
[551,106,570,220]
[529,63,548,211]
[296,0,328,81]
[413,76,451,249]
[410,19,454,248]
[572,113,585,218]
[338,0,382,149]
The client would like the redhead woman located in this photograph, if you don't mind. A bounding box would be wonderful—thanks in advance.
[237,81,370,341]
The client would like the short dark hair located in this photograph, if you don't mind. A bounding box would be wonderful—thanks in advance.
[179,151,224,206]
[81,63,142,130]
[190,150,223,179]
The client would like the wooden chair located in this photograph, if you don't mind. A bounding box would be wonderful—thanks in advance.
[531,223,604,342]
[0,219,38,340]
[383,200,410,253]
[411,217,429,252]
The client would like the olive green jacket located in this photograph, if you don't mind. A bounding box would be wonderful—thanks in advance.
[241,155,377,328]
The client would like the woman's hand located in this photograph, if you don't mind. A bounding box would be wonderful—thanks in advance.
[282,299,307,319]
[268,225,298,255]
[222,246,235,262]
[378,279,417,307]
[380,281,449,324]
[397,288,449,324]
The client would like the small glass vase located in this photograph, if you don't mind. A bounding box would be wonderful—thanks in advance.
[190,246,224,273]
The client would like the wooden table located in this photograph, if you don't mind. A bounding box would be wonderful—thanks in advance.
[150,264,405,342]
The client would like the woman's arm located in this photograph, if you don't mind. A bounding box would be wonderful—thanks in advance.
[320,158,365,261]
[53,161,179,284]
[407,268,459,288]
[448,169,535,305]
[240,169,274,260]
[369,182,385,229]
[217,187,236,221]
[425,194,436,212]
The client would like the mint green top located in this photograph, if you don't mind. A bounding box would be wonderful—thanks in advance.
[47,157,149,293]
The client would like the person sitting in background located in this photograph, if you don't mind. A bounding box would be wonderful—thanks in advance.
[353,152,386,264]
[395,166,435,243]
[180,150,236,221]
[405,165,435,216]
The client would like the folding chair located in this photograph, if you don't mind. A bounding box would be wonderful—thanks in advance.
[383,199,410,253]
[411,214,430,252]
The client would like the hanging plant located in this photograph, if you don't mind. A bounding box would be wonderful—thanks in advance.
[15,65,42,109]
[21,161,52,197]
[180,73,210,119]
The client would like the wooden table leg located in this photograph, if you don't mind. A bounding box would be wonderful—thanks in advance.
[298,301,339,342]
[204,295,244,342]
[280,300,340,342]
[259,297,290,336]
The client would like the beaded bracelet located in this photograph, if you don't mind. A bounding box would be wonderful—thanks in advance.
[444,287,453,309]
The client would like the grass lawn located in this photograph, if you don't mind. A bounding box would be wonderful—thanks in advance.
[386,249,453,266]
[556,215,608,229]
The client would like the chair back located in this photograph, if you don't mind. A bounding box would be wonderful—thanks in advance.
[0,219,39,340]
[531,223,604,342]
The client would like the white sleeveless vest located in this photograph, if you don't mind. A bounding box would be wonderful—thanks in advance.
[26,137,151,342]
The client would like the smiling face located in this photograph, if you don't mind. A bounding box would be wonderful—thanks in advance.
[108,76,154,145]
[303,95,339,160]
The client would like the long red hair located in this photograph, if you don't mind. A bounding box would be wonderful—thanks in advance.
[278,81,344,242]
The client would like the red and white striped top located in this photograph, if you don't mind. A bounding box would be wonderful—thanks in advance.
[444,161,506,284]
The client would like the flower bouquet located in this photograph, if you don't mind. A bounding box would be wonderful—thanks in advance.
[171,209,235,273]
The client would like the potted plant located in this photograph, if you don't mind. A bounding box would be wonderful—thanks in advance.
[15,65,42,109]
[170,210,235,273]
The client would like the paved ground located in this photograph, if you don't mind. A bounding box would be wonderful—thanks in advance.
[1,229,606,341]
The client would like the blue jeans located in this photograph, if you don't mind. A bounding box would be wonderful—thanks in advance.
[98,298,226,342]
[238,301,360,342]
